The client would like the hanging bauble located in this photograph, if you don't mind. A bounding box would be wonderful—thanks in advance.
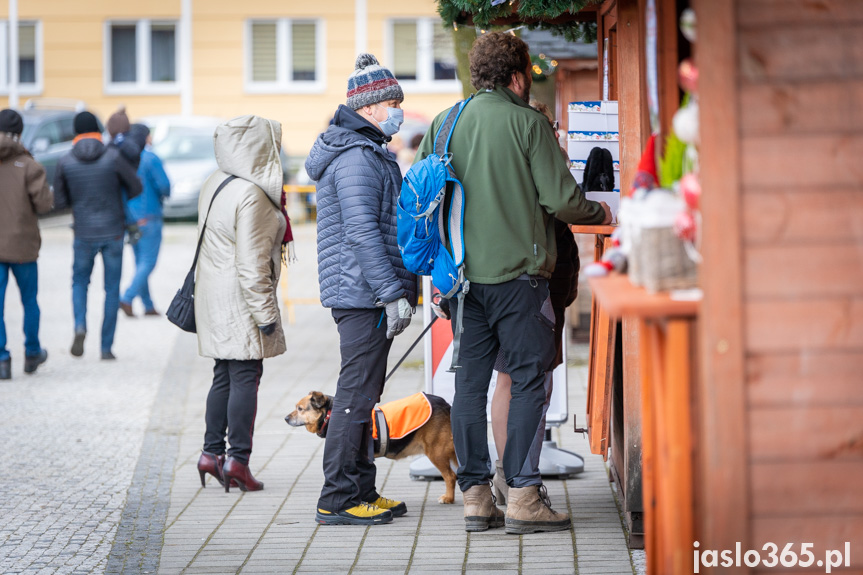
[673,102,699,145]
[680,173,701,211]
[680,8,696,43]
[678,59,699,94]
[674,210,697,242]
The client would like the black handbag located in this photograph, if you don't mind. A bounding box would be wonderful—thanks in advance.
[166,175,237,333]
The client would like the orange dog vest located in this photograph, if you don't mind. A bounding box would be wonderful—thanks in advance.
[372,392,432,441]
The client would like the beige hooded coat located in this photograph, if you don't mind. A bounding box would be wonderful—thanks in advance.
[194,115,287,360]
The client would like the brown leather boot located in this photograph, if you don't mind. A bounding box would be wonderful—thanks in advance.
[505,485,572,534]
[492,460,508,505]
[462,483,504,532]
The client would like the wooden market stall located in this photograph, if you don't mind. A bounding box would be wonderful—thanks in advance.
[445,0,863,572]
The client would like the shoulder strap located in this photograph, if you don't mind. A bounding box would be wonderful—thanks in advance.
[433,94,473,157]
[188,175,238,273]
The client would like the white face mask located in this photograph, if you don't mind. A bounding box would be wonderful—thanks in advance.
[375,104,404,137]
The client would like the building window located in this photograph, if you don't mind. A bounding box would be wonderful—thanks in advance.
[387,19,458,93]
[105,20,179,94]
[245,19,325,93]
[0,21,43,95]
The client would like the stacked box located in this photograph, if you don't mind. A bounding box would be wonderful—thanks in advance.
[568,101,622,198]
[568,100,619,131]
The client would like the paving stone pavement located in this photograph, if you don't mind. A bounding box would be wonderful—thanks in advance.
[1,220,641,574]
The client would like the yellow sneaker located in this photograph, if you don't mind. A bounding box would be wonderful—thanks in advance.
[367,495,407,517]
[316,503,393,525]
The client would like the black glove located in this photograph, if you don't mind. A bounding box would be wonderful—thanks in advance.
[430,296,451,320]
[259,322,277,336]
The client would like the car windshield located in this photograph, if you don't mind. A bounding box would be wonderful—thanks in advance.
[20,123,38,146]
[152,129,215,162]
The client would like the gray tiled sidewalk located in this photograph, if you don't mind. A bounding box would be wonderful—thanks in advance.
[0,221,639,574]
[157,223,637,575]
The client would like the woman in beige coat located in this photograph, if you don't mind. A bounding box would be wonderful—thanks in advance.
[194,115,287,492]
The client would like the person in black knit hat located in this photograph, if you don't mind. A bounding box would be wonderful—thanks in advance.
[53,111,142,360]
[0,109,53,379]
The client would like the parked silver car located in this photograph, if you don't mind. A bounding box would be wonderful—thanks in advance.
[141,115,290,220]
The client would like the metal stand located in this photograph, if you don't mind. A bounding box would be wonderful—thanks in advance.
[409,432,584,481]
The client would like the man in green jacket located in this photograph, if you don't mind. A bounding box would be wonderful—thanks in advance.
[415,31,611,534]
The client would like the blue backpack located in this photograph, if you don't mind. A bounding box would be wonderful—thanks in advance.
[397,96,472,370]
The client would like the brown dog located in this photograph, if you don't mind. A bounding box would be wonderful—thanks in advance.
[286,391,457,504]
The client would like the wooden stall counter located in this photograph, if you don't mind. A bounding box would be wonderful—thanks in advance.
[589,274,700,575]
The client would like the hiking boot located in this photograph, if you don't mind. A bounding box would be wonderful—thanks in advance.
[0,358,10,380]
[101,350,116,361]
[316,503,393,526]
[463,483,504,532]
[505,485,572,534]
[24,350,48,374]
[367,495,407,517]
[492,460,508,505]
[71,329,86,357]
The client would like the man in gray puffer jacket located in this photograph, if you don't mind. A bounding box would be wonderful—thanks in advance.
[305,53,417,527]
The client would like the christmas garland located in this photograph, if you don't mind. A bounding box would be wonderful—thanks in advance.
[437,0,602,42]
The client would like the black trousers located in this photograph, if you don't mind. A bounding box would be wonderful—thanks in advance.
[203,358,263,465]
[449,278,556,491]
[317,308,393,513]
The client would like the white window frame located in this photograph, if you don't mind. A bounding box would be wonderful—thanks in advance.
[385,18,460,94]
[103,19,180,95]
[0,20,43,96]
[244,18,326,94]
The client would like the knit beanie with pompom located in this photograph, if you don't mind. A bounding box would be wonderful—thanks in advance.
[346,53,404,110]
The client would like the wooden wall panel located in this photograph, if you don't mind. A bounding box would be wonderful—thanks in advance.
[743,190,863,245]
[749,407,863,460]
[741,0,863,27]
[745,245,863,298]
[739,26,853,83]
[616,0,649,194]
[746,299,863,353]
[739,81,863,136]
[747,351,863,407]
[741,135,863,188]
[717,0,863,568]
[752,518,863,564]
[752,461,863,515]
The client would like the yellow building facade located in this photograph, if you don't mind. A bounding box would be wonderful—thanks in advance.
[0,0,461,156]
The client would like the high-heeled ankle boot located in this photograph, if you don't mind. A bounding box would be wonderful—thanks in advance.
[222,457,264,493]
[197,451,225,487]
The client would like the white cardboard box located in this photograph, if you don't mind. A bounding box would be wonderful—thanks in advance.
[585,191,621,225]
[568,101,619,132]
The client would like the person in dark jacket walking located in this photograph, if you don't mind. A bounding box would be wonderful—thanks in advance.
[0,109,53,379]
[54,111,142,360]
[305,53,417,527]
[119,124,171,317]
[415,32,611,535]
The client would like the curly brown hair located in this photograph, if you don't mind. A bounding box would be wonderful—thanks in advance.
[469,32,531,91]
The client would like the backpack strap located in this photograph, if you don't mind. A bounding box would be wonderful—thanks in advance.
[429,96,474,373]
[433,94,474,158]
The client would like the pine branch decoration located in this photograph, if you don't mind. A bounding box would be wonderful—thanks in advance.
[437,0,601,41]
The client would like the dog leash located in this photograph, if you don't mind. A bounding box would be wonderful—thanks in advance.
[384,315,438,383]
